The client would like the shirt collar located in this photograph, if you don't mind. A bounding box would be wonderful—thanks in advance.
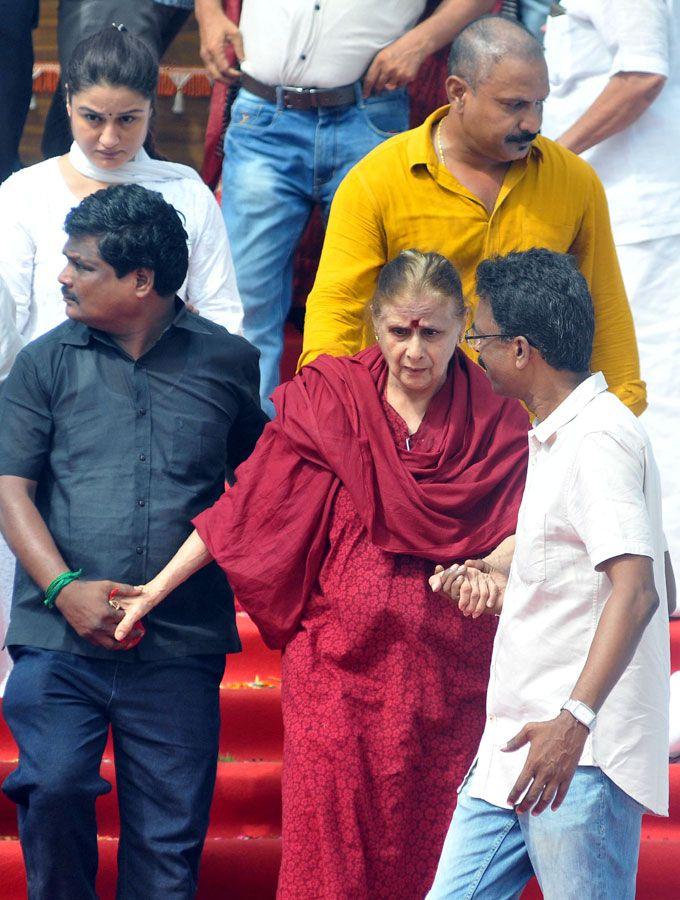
[530,372,608,443]
[406,105,544,173]
[58,297,214,348]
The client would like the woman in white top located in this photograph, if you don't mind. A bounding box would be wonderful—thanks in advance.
[0,24,243,346]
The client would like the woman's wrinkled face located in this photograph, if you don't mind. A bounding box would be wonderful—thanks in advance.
[374,292,464,400]
[67,84,152,169]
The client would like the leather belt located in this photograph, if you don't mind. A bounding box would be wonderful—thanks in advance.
[240,72,358,110]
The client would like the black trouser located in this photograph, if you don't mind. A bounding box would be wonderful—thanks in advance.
[42,0,192,158]
[0,0,39,182]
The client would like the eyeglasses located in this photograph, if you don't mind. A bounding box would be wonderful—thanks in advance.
[463,327,512,347]
[463,327,536,349]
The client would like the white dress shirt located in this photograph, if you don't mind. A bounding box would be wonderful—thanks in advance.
[0,277,22,381]
[239,0,426,88]
[469,373,670,815]
[0,158,243,343]
[542,0,680,245]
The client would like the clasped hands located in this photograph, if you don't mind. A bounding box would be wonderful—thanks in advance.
[429,558,506,618]
[55,579,150,651]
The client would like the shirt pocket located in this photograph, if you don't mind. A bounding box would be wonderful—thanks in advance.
[169,415,229,491]
[514,495,548,584]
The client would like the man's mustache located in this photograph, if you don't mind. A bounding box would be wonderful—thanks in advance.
[506,131,538,144]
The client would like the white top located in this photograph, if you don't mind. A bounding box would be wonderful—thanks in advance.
[0,277,22,382]
[239,0,426,88]
[542,0,680,245]
[469,373,670,816]
[0,157,243,343]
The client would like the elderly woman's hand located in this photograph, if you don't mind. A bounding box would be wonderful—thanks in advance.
[430,560,507,618]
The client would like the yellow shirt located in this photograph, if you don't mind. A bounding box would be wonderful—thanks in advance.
[300,106,646,415]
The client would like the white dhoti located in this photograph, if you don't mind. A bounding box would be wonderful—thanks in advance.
[617,233,680,611]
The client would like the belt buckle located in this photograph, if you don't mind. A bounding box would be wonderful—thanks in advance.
[282,84,320,109]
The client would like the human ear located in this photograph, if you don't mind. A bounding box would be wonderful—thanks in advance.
[514,337,532,370]
[445,75,468,109]
[134,268,154,298]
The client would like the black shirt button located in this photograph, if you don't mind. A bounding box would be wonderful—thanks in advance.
[300,53,306,60]
[138,453,146,461]
[135,546,144,555]
[137,499,146,507]
[138,408,147,416]
[314,3,320,9]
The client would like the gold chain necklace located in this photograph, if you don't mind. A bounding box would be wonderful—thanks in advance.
[436,118,446,164]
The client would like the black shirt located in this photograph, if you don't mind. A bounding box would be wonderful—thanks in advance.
[0,303,267,660]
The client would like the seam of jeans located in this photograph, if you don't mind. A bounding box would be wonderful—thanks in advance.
[594,769,607,900]
[106,660,120,711]
[465,814,520,900]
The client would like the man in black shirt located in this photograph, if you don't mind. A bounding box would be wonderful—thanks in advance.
[0,184,266,898]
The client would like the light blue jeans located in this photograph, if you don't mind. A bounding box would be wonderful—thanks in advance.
[221,84,409,416]
[427,766,644,900]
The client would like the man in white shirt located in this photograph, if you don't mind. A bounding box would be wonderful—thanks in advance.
[541,0,680,614]
[194,0,495,415]
[427,249,673,900]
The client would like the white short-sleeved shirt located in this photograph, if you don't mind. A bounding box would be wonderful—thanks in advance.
[542,0,680,245]
[239,0,426,88]
[0,158,243,344]
[469,373,670,815]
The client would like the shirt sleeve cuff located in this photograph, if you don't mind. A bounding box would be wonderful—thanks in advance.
[610,52,669,78]
[587,541,655,571]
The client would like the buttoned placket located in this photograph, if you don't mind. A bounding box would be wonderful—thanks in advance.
[132,358,152,585]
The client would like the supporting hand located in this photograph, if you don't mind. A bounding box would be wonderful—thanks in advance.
[429,559,506,618]
[503,711,589,814]
[113,585,165,643]
[55,580,141,650]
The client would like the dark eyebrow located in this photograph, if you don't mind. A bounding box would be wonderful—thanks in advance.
[64,251,98,265]
[77,105,146,115]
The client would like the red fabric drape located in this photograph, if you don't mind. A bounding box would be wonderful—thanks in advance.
[194,347,529,648]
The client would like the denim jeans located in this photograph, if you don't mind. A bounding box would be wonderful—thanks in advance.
[222,84,409,416]
[427,766,644,900]
[2,646,225,900]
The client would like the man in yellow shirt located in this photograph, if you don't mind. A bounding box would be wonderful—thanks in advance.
[300,15,645,415]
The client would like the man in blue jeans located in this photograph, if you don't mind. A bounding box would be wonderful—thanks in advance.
[0,184,267,898]
[428,249,673,899]
[195,0,495,415]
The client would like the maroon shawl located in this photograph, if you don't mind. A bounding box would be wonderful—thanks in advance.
[193,347,529,648]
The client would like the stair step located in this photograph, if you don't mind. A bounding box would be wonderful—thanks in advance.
[0,835,282,900]
[228,612,281,682]
[0,758,282,839]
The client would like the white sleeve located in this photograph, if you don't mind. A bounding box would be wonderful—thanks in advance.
[0,174,37,335]
[183,182,244,334]
[566,430,655,570]
[594,0,670,78]
[0,277,23,381]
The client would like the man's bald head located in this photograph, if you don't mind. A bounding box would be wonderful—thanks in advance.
[448,15,545,89]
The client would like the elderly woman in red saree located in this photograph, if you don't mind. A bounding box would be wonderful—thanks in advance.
[115,250,529,900]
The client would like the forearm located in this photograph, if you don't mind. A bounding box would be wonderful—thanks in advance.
[570,575,659,712]
[0,476,70,590]
[666,550,676,615]
[557,72,666,156]
[194,0,226,24]
[411,0,496,56]
[484,535,515,575]
[146,529,213,603]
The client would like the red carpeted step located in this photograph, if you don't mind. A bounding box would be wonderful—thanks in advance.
[0,758,282,838]
[227,612,281,682]
[0,835,281,900]
[671,618,680,673]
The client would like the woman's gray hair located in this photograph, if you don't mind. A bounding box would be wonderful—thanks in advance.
[370,250,466,319]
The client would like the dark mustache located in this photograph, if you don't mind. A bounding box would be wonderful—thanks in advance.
[506,131,538,144]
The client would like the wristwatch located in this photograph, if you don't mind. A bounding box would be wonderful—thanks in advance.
[561,699,597,730]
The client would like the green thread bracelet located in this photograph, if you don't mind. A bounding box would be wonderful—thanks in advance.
[43,569,83,609]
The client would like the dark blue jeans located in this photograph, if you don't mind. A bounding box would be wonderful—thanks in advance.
[2,646,225,899]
